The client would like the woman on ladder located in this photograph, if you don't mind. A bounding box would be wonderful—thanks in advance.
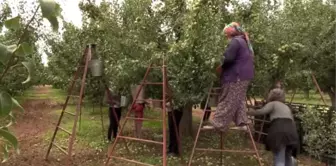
[204,22,254,131]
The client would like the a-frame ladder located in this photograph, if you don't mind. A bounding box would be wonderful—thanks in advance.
[45,44,93,161]
[188,86,263,166]
[105,60,172,166]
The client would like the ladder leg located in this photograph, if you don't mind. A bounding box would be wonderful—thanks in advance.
[99,80,105,142]
[67,45,91,159]
[45,62,84,160]
[247,125,262,166]
[45,108,67,159]
[162,64,167,166]
[220,132,224,166]
[188,108,206,166]
[100,97,105,142]
[257,115,266,142]
[46,94,74,160]
[188,85,213,166]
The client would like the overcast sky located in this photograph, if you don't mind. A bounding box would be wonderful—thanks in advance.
[0,0,104,64]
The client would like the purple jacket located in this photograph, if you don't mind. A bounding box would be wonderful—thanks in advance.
[220,36,254,84]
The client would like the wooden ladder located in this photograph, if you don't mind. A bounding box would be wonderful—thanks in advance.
[104,60,175,166]
[45,44,94,161]
[188,85,263,166]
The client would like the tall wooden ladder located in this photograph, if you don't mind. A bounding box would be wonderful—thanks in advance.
[45,44,94,161]
[188,86,263,166]
[105,60,172,166]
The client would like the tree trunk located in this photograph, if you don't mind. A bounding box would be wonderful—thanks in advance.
[179,103,193,138]
[328,90,336,108]
[327,89,335,125]
[304,88,310,99]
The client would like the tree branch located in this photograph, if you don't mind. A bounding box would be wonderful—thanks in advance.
[0,5,40,84]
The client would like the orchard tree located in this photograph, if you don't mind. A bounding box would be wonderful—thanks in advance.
[0,0,61,162]
[47,0,230,136]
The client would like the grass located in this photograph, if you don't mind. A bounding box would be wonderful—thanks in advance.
[46,103,271,165]
[252,92,331,106]
[40,87,327,165]
[15,86,67,103]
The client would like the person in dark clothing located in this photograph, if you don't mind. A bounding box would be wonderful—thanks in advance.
[165,83,183,156]
[247,88,298,166]
[108,106,121,141]
[105,89,122,141]
[167,106,183,156]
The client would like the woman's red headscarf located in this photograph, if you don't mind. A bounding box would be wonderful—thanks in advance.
[223,22,254,55]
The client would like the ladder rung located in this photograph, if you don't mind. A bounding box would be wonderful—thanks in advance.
[64,111,76,116]
[126,117,162,122]
[57,126,71,135]
[201,125,252,131]
[253,130,267,135]
[209,93,220,95]
[247,105,262,109]
[141,82,163,85]
[200,127,215,131]
[109,156,154,166]
[68,95,80,98]
[150,66,163,69]
[52,142,68,155]
[195,148,256,153]
[141,99,163,102]
[117,136,163,145]
[249,118,270,123]
[203,110,215,112]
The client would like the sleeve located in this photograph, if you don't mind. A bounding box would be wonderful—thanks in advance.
[222,38,240,65]
[247,102,274,116]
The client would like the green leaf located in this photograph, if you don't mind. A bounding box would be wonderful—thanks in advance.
[39,0,61,31]
[6,45,17,54]
[2,145,9,163]
[15,43,34,57]
[0,129,18,153]
[0,44,18,65]
[0,44,13,65]
[11,97,24,112]
[0,44,8,64]
[4,16,21,30]
[21,61,34,84]
[0,92,12,117]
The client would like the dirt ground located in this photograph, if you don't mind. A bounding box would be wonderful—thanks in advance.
[3,86,106,166]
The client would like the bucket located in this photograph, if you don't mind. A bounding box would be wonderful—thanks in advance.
[89,59,103,77]
[120,96,128,107]
[131,84,145,104]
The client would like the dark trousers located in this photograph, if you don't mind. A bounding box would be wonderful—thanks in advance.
[108,107,122,141]
[168,109,183,154]
[203,106,211,121]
